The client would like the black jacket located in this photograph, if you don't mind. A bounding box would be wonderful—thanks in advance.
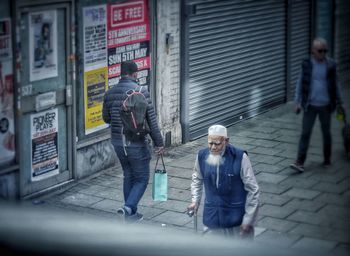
[102,77,163,147]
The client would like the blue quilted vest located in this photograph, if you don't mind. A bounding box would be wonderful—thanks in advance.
[198,144,246,228]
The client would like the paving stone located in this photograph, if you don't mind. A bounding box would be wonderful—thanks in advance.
[157,199,189,213]
[259,204,296,219]
[258,216,298,232]
[279,176,319,189]
[235,130,280,140]
[288,223,332,239]
[251,154,285,165]
[287,210,331,227]
[93,188,123,201]
[312,181,350,194]
[79,184,107,195]
[276,135,300,144]
[229,135,255,145]
[255,230,301,248]
[60,193,103,207]
[317,205,350,221]
[246,139,281,148]
[259,192,292,206]
[291,237,337,253]
[258,181,291,195]
[331,243,350,256]
[307,170,347,184]
[276,149,298,159]
[168,176,191,190]
[249,146,284,156]
[331,219,350,231]
[253,163,286,174]
[166,167,192,179]
[283,198,325,212]
[136,205,166,220]
[314,193,350,207]
[231,144,257,154]
[283,188,320,200]
[167,187,191,202]
[273,128,300,136]
[90,199,120,213]
[256,173,288,184]
[326,229,350,244]
[151,210,192,226]
[97,177,123,188]
[254,226,267,237]
[243,126,278,134]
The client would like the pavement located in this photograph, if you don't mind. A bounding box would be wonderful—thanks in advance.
[28,86,350,255]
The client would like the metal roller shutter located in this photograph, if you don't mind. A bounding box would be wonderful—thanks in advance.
[183,0,286,140]
[289,0,311,99]
[335,0,350,87]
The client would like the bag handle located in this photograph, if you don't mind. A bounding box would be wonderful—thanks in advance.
[154,154,166,173]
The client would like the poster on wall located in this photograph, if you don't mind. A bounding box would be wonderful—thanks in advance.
[0,18,15,165]
[83,5,108,134]
[0,18,12,60]
[107,0,151,88]
[31,108,59,181]
[84,67,109,134]
[29,10,58,82]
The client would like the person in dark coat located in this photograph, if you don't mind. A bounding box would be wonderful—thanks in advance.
[290,38,345,173]
[102,60,164,222]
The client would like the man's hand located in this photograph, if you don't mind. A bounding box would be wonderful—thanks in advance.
[154,146,165,155]
[187,202,199,214]
[240,224,253,236]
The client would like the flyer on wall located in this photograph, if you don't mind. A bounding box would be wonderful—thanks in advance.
[31,108,59,181]
[0,17,15,165]
[84,67,109,135]
[29,10,58,82]
[83,5,108,71]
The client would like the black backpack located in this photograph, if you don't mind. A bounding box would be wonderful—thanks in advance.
[120,86,150,141]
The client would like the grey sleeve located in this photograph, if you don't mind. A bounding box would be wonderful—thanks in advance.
[240,153,260,226]
[191,155,203,204]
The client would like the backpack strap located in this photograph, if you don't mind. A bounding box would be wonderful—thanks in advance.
[136,86,144,93]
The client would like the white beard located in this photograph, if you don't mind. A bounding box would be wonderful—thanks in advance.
[205,153,223,166]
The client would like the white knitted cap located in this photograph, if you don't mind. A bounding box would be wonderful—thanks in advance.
[208,125,227,137]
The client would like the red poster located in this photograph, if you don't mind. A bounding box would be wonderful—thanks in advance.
[107,0,151,89]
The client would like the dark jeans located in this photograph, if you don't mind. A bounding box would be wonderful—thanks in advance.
[112,142,151,214]
[297,105,332,164]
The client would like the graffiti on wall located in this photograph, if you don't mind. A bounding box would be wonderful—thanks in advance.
[77,140,117,178]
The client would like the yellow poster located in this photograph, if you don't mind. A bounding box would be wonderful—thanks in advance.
[84,67,109,134]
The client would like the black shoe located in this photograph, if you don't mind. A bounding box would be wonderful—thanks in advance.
[290,162,305,173]
[125,212,143,223]
[322,160,331,168]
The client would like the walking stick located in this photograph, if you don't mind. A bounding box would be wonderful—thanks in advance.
[194,211,198,233]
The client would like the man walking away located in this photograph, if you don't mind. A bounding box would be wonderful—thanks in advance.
[102,60,164,223]
[187,125,259,238]
[290,38,345,173]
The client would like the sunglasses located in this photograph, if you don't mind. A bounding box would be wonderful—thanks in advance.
[317,49,328,53]
[208,141,223,146]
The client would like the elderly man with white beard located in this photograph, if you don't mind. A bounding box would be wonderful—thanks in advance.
[187,124,260,238]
